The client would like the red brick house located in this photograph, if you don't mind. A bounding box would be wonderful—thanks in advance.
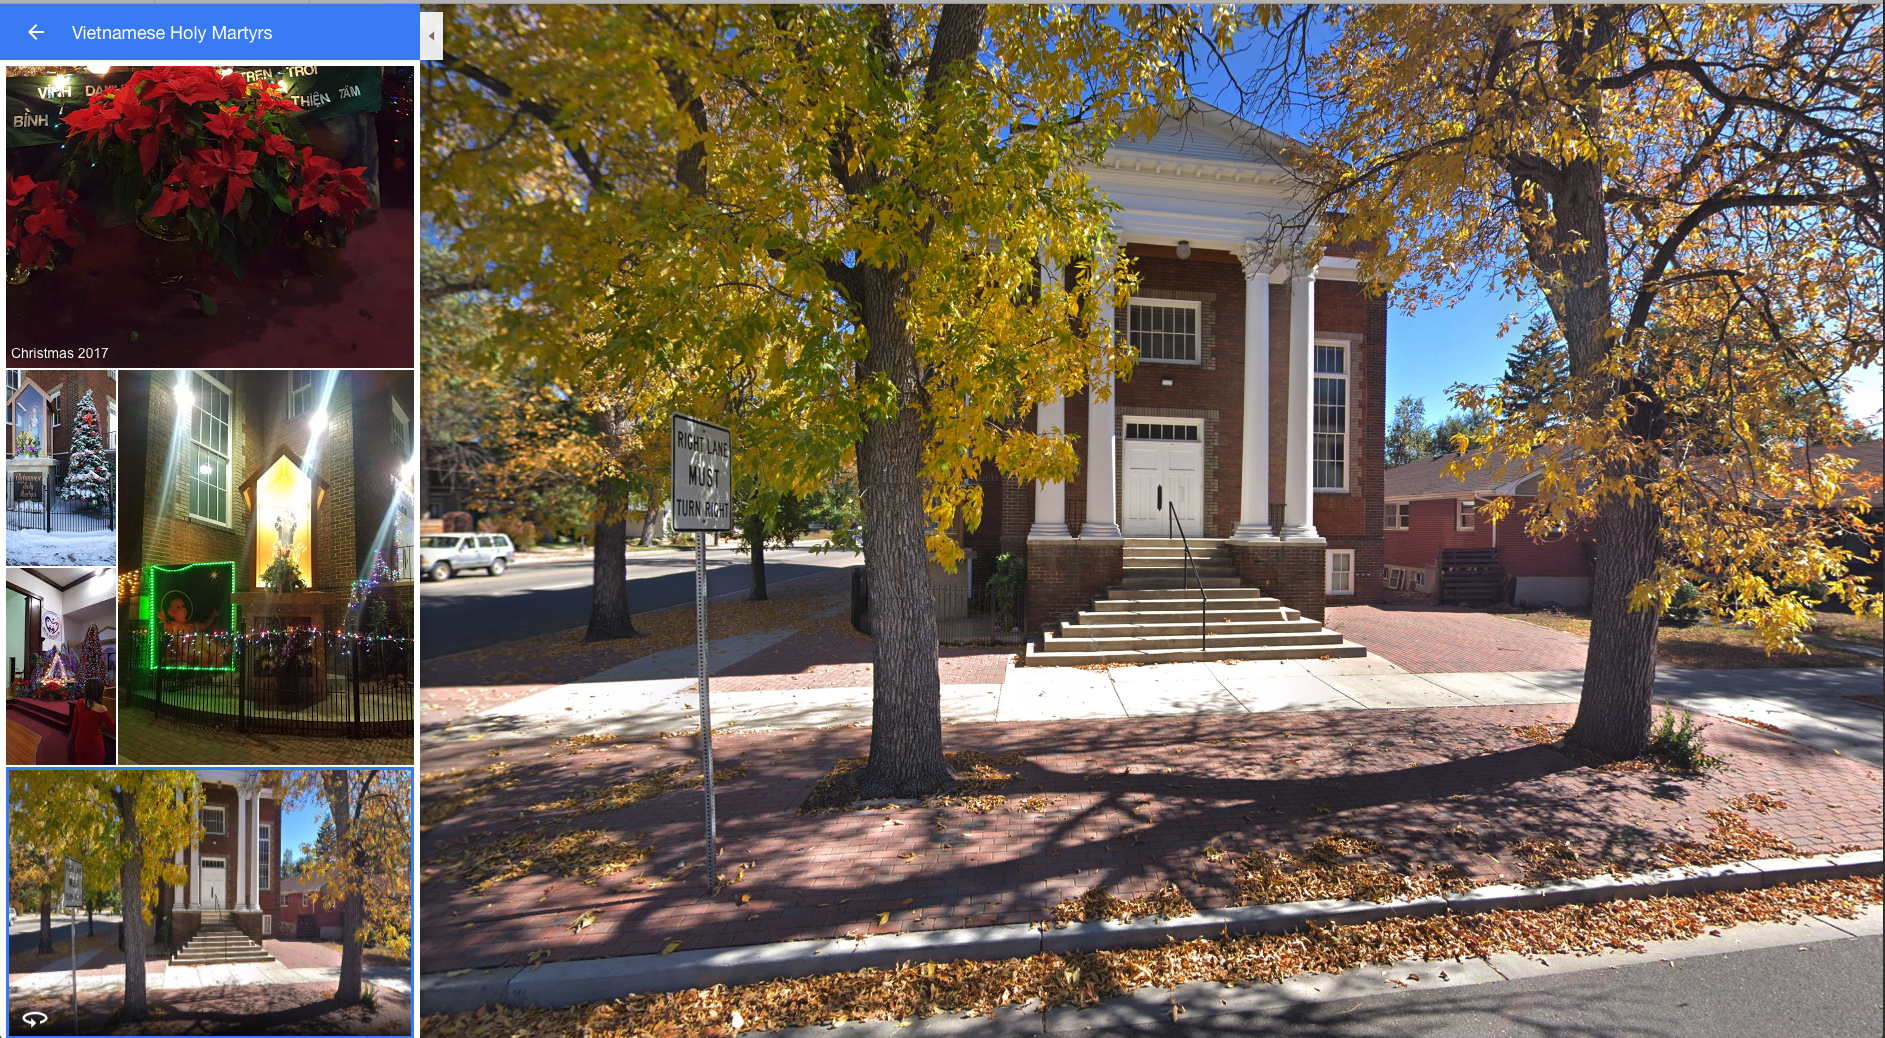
[6,368,117,479]
[153,771,283,949]
[1383,452,1594,607]
[277,874,343,940]
[965,103,1385,663]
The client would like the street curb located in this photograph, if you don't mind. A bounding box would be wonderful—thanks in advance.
[419,847,1882,1014]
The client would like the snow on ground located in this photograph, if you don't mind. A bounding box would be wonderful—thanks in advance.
[5,530,117,566]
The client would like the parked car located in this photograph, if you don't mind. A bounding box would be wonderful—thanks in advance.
[420,533,516,581]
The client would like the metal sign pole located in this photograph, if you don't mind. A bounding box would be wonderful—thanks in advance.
[70,906,78,1029]
[696,536,718,888]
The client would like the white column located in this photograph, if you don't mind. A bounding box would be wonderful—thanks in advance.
[1029,392,1073,539]
[173,849,185,909]
[1232,243,1279,542]
[188,841,199,909]
[1280,255,1324,542]
[251,798,262,910]
[1082,298,1122,539]
[235,793,248,910]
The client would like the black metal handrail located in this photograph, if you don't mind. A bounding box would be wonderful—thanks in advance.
[1167,502,1207,651]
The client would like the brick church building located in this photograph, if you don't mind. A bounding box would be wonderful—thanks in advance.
[967,104,1386,663]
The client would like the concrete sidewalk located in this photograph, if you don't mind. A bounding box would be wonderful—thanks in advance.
[432,642,1882,767]
[6,962,412,996]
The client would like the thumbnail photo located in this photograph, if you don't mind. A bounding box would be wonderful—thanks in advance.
[7,566,117,766]
[6,768,414,1035]
[115,370,414,765]
[6,369,116,567]
[6,65,414,367]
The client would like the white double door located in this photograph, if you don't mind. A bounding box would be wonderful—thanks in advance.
[1121,421,1203,537]
[198,858,227,909]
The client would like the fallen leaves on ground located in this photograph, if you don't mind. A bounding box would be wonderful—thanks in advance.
[532,763,749,816]
[444,828,653,894]
[798,751,1030,815]
[1726,792,1788,814]
[1017,795,1067,812]
[1232,831,1470,906]
[419,877,1882,1038]
[1724,716,1791,735]
[1501,722,1720,774]
[421,762,520,832]
[1050,883,1196,926]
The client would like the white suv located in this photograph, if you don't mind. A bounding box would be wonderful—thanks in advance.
[420,533,516,581]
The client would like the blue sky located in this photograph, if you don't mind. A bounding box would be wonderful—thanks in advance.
[1188,23,1883,433]
[279,788,324,865]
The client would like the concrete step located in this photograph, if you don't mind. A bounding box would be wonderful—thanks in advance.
[1122,547,1230,559]
[1081,605,1299,622]
[1120,575,1245,590]
[1063,618,1325,638]
[1122,537,1228,548]
[1039,629,1346,652]
[1102,587,1272,603]
[1023,640,1369,666]
[1120,565,1238,579]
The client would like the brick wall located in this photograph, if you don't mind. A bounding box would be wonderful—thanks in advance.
[1386,496,1593,579]
[1024,540,1123,633]
[1230,542,1329,622]
[19,369,117,463]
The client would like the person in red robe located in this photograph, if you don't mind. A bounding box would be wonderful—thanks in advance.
[71,678,114,766]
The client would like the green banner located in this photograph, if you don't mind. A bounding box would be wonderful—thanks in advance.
[7,66,382,149]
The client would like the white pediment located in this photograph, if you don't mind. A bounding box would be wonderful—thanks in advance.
[1104,100,1295,175]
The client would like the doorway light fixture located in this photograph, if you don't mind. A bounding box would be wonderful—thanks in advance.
[1175,240,1192,260]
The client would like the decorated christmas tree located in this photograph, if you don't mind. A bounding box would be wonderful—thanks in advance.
[63,389,114,510]
[34,647,77,693]
[76,624,108,685]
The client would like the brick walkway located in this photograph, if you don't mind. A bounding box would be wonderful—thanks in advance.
[117,712,412,766]
[1328,605,1591,673]
[711,637,1012,692]
[418,705,1883,973]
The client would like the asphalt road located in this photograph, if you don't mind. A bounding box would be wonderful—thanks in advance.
[417,546,859,662]
[1037,935,1884,1038]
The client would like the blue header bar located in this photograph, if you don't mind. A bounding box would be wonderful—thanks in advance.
[2,5,422,61]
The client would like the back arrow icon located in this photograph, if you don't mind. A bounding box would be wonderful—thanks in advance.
[28,23,44,39]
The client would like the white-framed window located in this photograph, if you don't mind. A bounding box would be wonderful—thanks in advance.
[1326,549,1355,596]
[1313,341,1348,490]
[259,823,271,889]
[5,370,17,394]
[1123,421,1200,442]
[1386,567,1405,590]
[1412,569,1429,590]
[290,371,319,418]
[200,806,226,835]
[1385,503,1410,530]
[48,389,61,432]
[1457,498,1476,531]
[1126,298,1201,364]
[108,402,118,450]
[187,371,233,526]
[262,915,272,935]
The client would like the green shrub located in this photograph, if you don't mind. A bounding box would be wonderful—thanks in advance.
[1648,707,1720,772]
[478,515,539,551]
[1664,579,1704,627]
[988,553,1027,629]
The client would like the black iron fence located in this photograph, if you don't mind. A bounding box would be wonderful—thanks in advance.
[6,472,114,533]
[123,628,412,738]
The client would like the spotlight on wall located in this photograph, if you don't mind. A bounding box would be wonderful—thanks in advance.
[1175,240,1192,260]
[1160,378,1175,387]
[85,65,111,76]
[173,376,194,414]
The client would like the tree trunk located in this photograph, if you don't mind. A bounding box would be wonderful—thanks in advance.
[854,269,951,799]
[116,787,149,1022]
[639,502,667,546]
[750,535,768,601]
[87,906,94,937]
[326,773,365,1006]
[587,406,639,641]
[37,888,53,954]
[1568,493,1662,757]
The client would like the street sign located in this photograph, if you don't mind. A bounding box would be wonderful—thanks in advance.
[61,856,82,910]
[671,412,731,889]
[670,413,732,533]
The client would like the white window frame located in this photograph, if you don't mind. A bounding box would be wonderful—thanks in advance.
[1385,503,1410,531]
[108,402,118,450]
[1457,498,1476,531]
[200,806,227,836]
[47,389,61,433]
[1312,340,1349,491]
[262,915,272,935]
[1412,569,1429,590]
[1326,549,1356,596]
[259,822,271,890]
[1125,297,1203,365]
[186,371,234,528]
[289,371,319,419]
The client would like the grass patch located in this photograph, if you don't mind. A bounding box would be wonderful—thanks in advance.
[1811,609,1884,648]
[1500,608,1879,669]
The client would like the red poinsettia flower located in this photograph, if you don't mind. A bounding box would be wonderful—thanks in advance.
[7,175,91,270]
[260,132,297,160]
[186,142,260,215]
[204,106,256,142]
[63,95,122,142]
[249,82,304,116]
